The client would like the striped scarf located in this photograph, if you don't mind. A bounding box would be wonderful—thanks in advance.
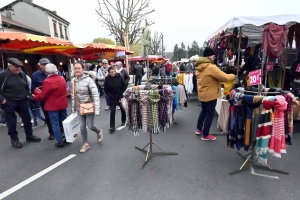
[140,91,151,133]
[128,91,142,135]
[268,95,287,158]
[149,90,160,134]
[159,89,170,131]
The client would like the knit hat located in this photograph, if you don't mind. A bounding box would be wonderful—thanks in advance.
[7,58,23,67]
[39,58,50,65]
[203,47,215,57]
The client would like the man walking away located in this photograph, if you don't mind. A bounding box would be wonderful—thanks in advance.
[0,58,41,148]
[134,62,144,86]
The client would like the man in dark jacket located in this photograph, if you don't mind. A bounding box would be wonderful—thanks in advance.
[152,63,159,76]
[0,58,41,148]
[104,67,127,133]
[31,58,63,140]
[133,62,144,86]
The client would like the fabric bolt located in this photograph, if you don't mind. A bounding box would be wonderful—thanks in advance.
[268,95,287,158]
[148,90,160,134]
[158,89,169,131]
[262,23,288,57]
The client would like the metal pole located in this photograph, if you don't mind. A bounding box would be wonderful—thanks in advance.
[236,27,242,83]
[161,33,163,58]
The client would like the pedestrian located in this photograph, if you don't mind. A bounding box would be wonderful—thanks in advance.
[100,59,110,110]
[104,67,127,133]
[152,63,159,76]
[0,58,41,148]
[185,60,194,73]
[28,97,46,128]
[165,61,172,76]
[33,63,68,148]
[159,63,166,77]
[115,61,130,86]
[171,63,178,77]
[195,47,235,141]
[71,62,102,153]
[179,62,186,72]
[133,61,144,86]
[31,58,63,140]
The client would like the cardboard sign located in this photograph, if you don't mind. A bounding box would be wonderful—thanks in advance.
[266,62,273,71]
[249,69,261,86]
[296,64,300,73]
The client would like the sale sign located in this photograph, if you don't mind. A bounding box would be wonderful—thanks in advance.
[266,62,273,71]
[249,69,261,86]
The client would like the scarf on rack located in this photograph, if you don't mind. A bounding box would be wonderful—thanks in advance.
[148,90,161,134]
[159,89,170,131]
[125,90,133,129]
[139,91,151,133]
[283,92,294,145]
[167,89,175,127]
[256,97,274,165]
[128,91,142,135]
[268,95,287,158]
[250,96,263,149]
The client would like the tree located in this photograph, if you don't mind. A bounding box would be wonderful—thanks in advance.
[188,41,200,57]
[149,31,162,55]
[92,37,115,45]
[171,43,179,61]
[96,0,155,47]
[130,43,143,56]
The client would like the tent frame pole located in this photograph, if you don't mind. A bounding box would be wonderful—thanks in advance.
[236,27,242,83]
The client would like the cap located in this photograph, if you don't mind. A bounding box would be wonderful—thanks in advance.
[39,58,50,65]
[7,58,23,67]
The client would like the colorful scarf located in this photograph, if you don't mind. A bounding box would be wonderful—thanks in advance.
[139,91,151,133]
[125,90,133,129]
[268,95,287,158]
[159,89,169,131]
[148,90,160,134]
[256,98,273,165]
[283,92,293,145]
[128,91,142,135]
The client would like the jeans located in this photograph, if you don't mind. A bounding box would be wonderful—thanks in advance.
[104,92,110,106]
[0,109,6,123]
[32,108,46,126]
[166,72,170,76]
[76,110,100,143]
[3,98,33,141]
[48,110,67,143]
[40,102,64,136]
[110,102,126,128]
[197,99,217,137]
[135,76,142,86]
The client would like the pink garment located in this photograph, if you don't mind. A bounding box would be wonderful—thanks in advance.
[262,23,288,57]
[268,95,287,158]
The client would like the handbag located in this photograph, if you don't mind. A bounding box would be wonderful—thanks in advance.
[73,80,95,115]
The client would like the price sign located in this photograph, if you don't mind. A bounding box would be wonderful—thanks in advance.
[249,69,261,86]
[266,62,273,71]
[296,64,300,72]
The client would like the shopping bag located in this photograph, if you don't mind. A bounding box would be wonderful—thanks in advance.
[62,113,81,143]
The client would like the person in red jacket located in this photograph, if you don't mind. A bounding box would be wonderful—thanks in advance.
[33,63,68,148]
[165,61,172,76]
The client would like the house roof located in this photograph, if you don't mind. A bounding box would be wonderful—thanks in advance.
[1,15,50,36]
[0,0,70,25]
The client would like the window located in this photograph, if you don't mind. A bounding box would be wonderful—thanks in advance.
[64,26,68,40]
[52,20,58,37]
[59,24,64,39]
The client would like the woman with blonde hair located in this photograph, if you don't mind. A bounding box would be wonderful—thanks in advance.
[72,62,103,153]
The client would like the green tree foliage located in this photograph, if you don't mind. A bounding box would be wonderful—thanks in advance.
[92,37,115,45]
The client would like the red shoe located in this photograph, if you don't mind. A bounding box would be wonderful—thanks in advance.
[201,134,216,141]
[195,129,202,135]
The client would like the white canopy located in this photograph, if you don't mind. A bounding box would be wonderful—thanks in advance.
[206,14,300,45]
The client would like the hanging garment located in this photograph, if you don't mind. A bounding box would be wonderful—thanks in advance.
[140,91,151,133]
[148,90,160,134]
[287,23,300,50]
[192,74,197,93]
[283,92,294,145]
[255,97,274,165]
[268,95,287,158]
[177,74,184,84]
[262,23,288,57]
[125,90,133,128]
[128,91,143,135]
[250,96,264,150]
[268,68,283,88]
[158,89,169,131]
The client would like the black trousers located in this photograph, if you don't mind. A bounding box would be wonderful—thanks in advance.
[40,102,64,135]
[3,98,32,141]
[110,102,126,128]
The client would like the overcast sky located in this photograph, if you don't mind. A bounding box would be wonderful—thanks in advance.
[1,0,300,52]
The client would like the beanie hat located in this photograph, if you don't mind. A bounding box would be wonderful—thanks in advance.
[203,47,215,57]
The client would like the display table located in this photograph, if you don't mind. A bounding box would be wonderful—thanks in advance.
[215,98,230,132]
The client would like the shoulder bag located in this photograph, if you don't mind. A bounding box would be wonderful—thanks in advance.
[74,80,95,115]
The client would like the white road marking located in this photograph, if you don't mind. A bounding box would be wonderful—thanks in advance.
[116,125,126,130]
[0,154,76,200]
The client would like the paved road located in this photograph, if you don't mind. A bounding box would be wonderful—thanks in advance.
[0,98,299,200]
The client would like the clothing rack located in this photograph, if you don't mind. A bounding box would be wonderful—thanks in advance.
[228,92,289,176]
[130,86,178,168]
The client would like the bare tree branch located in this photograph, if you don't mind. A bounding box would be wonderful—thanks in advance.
[96,0,155,46]
[149,31,162,55]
